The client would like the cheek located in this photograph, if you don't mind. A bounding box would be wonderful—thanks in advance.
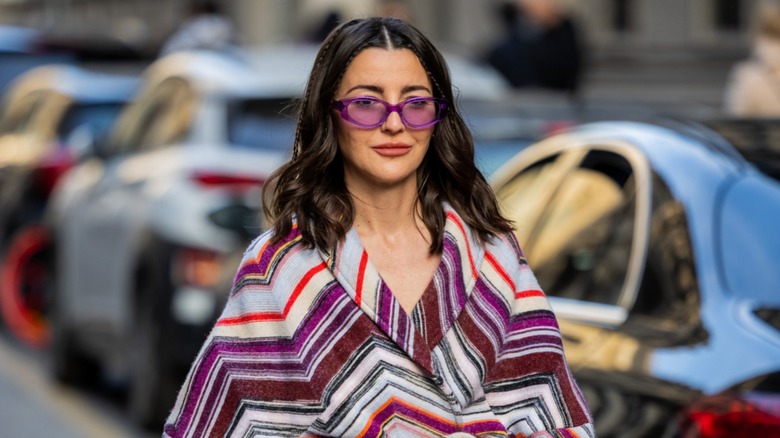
[335,121,366,157]
[417,130,435,152]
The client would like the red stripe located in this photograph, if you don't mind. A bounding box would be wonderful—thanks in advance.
[217,262,328,326]
[484,251,546,300]
[484,251,515,291]
[355,250,368,307]
[515,289,546,300]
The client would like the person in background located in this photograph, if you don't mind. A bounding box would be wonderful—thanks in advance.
[307,10,342,43]
[486,0,584,96]
[377,0,411,20]
[163,16,593,437]
[159,0,238,56]
[723,0,780,117]
[485,1,537,89]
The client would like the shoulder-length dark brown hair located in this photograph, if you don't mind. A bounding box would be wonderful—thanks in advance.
[263,16,512,252]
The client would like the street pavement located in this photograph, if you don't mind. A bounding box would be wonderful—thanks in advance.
[0,332,153,438]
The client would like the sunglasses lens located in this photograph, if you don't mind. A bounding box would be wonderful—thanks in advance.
[402,99,440,127]
[346,99,387,127]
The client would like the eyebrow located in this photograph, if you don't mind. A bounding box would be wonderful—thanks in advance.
[343,84,432,95]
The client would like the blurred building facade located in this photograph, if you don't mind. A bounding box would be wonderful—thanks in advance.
[0,0,760,109]
[0,0,760,57]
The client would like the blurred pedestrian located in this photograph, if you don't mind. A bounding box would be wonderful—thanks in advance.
[163,16,593,437]
[377,0,410,20]
[485,1,536,88]
[723,0,780,117]
[159,0,238,56]
[307,9,342,43]
[485,0,584,96]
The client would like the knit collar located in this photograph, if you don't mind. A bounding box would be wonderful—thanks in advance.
[320,204,484,374]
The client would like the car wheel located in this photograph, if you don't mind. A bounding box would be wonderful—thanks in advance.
[0,224,52,348]
[127,243,180,430]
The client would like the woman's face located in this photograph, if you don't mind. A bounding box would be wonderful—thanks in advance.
[333,47,435,192]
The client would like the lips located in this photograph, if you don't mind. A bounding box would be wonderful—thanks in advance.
[372,143,412,157]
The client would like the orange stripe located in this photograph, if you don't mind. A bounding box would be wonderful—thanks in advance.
[217,262,327,326]
[445,211,477,278]
[561,428,581,438]
[242,224,300,276]
[355,250,368,307]
[357,397,457,437]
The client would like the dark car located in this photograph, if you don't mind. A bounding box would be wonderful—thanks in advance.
[489,119,780,437]
[0,64,137,348]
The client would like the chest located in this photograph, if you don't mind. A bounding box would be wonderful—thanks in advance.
[358,230,442,313]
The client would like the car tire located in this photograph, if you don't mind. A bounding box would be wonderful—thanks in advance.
[0,224,52,348]
[127,241,180,430]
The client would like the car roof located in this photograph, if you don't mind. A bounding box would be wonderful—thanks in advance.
[142,44,511,101]
[556,119,748,170]
[2,64,139,103]
[142,46,315,100]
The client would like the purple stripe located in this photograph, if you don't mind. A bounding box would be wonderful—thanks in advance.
[462,419,508,434]
[169,282,355,434]
[234,228,301,279]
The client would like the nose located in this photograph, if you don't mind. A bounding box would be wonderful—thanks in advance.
[381,109,405,132]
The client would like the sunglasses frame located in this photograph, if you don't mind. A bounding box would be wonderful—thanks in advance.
[331,96,448,129]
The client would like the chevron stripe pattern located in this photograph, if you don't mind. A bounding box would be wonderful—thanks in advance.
[164,206,594,437]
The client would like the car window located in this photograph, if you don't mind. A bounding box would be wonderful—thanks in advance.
[625,173,704,343]
[496,149,637,306]
[57,102,126,149]
[108,77,196,155]
[227,97,296,151]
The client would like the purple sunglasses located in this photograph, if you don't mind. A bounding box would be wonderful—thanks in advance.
[331,96,448,129]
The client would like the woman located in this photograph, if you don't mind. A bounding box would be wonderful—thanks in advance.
[723,0,780,116]
[163,17,593,437]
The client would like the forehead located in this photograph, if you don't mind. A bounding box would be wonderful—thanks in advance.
[339,47,430,91]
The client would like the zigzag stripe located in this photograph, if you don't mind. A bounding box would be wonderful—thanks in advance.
[218,262,328,325]
[164,209,595,437]
[231,227,302,292]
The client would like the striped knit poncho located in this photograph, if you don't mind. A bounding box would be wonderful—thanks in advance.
[163,206,594,437]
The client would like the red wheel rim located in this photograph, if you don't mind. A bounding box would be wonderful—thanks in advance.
[0,225,51,348]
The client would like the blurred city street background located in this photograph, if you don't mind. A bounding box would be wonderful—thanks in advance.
[2,0,779,437]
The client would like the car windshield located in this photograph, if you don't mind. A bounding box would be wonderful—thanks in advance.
[57,101,126,148]
[228,97,297,152]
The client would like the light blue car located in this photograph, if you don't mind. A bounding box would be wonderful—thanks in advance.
[490,119,780,437]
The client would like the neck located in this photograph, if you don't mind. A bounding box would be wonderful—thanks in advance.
[350,186,421,234]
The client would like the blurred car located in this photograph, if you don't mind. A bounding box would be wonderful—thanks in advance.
[0,64,137,347]
[43,47,301,429]
[489,119,780,437]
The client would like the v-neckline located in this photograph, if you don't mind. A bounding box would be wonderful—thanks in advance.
[320,206,485,374]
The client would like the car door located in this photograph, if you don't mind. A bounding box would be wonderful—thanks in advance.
[60,77,197,339]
